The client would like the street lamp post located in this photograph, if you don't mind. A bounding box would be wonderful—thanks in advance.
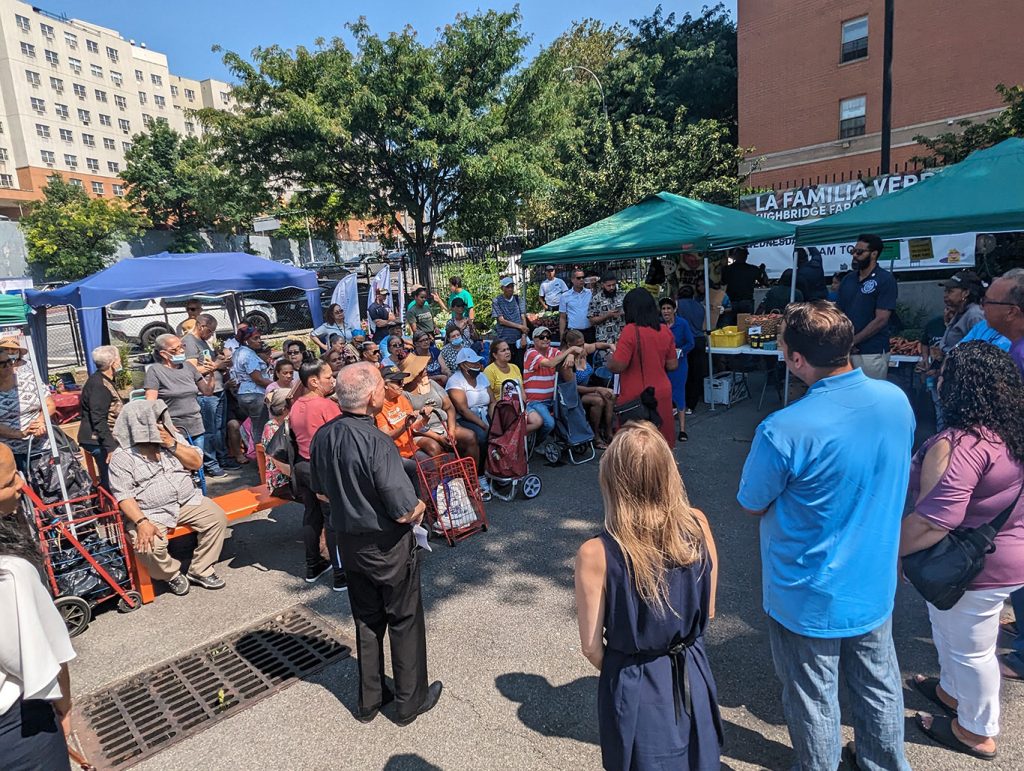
[562,65,610,125]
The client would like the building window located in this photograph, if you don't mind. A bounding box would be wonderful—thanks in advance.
[36,123,50,139]
[0,148,8,161]
[839,96,867,138]
[112,184,124,197]
[220,91,230,103]
[64,31,77,48]
[0,175,13,188]
[90,64,103,78]
[103,138,115,150]
[68,57,81,74]
[20,42,35,58]
[77,108,91,125]
[95,90,107,103]
[91,181,104,195]
[118,118,130,132]
[64,154,78,169]
[107,160,119,173]
[86,40,99,54]
[73,83,86,99]
[86,158,99,171]
[185,121,195,134]
[41,150,55,164]
[69,178,83,188]
[151,73,163,86]
[114,95,127,109]
[30,97,45,113]
[135,69,143,82]
[122,141,132,153]
[15,14,30,32]
[45,50,59,66]
[138,91,147,105]
[25,70,40,86]
[50,76,63,91]
[170,85,179,97]
[55,103,69,119]
[106,46,119,63]
[841,16,869,63]
[154,95,165,108]
[142,114,153,127]
[185,88,195,102]
[111,71,122,86]
[99,114,111,126]
[40,23,54,39]
[59,128,73,142]
[82,134,95,148]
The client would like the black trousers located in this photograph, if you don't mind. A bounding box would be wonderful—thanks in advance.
[685,337,708,410]
[341,528,428,720]
[0,699,71,771]
[293,460,341,571]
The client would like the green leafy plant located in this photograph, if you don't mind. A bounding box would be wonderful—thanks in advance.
[114,342,134,390]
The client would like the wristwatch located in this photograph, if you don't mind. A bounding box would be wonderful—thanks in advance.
[169,440,178,454]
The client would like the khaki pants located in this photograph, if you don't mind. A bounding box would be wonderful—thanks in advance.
[128,496,228,581]
[852,353,890,380]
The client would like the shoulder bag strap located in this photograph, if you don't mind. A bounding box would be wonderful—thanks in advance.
[988,479,1024,534]
[634,325,645,381]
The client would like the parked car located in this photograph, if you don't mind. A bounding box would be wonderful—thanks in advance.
[107,294,278,349]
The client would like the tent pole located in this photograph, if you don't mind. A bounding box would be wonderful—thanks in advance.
[783,251,799,407]
[703,252,714,412]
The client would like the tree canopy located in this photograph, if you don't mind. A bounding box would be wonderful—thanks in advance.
[914,84,1024,165]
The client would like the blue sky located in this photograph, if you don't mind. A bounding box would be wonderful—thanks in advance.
[51,0,736,82]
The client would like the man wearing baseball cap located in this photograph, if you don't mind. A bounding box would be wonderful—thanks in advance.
[540,265,568,313]
[491,276,528,369]
[368,286,396,344]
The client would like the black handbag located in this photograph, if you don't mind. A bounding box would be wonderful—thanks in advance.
[613,326,662,428]
[26,428,94,509]
[902,484,1023,611]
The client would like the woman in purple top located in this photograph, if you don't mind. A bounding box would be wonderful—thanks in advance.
[900,341,1024,761]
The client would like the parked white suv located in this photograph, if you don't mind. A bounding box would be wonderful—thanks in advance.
[107,295,278,349]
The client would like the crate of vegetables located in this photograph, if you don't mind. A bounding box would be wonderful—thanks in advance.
[889,337,920,356]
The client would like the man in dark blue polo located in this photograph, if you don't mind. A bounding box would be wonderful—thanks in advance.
[836,233,898,380]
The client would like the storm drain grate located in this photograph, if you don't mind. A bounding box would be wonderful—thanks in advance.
[73,605,351,769]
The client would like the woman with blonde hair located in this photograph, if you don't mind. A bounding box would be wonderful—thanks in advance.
[575,421,722,770]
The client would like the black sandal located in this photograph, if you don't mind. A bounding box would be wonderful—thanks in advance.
[677,431,689,442]
[916,714,996,761]
[907,675,957,716]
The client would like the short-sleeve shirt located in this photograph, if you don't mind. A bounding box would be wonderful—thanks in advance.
[375,393,419,459]
[940,303,985,353]
[837,266,898,354]
[446,371,491,417]
[108,433,202,529]
[1011,338,1024,377]
[559,288,592,330]
[405,381,449,434]
[261,421,290,492]
[588,289,626,346]
[483,362,523,403]
[143,364,205,438]
[721,262,762,302]
[309,412,419,536]
[290,395,342,460]
[491,294,525,343]
[406,301,437,335]
[523,348,558,403]
[231,346,267,395]
[540,277,568,309]
[313,323,347,344]
[737,368,915,638]
[448,288,474,310]
[910,427,1024,588]
[367,302,392,343]
[182,333,223,392]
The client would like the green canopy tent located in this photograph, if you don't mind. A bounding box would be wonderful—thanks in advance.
[522,192,797,409]
[795,138,1024,246]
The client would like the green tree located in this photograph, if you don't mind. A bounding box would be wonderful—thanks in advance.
[914,84,1024,165]
[202,10,554,283]
[21,176,145,281]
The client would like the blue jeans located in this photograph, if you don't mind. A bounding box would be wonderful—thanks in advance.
[527,400,555,440]
[1009,588,1024,658]
[198,392,227,471]
[768,616,910,771]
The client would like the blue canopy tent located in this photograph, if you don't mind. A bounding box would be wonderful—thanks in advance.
[24,252,324,375]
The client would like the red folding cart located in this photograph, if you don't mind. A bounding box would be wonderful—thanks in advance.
[417,445,488,547]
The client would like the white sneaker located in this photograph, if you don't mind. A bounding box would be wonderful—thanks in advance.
[479,477,492,501]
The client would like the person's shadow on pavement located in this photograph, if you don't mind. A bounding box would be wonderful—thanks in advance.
[495,672,599,745]
[383,754,443,771]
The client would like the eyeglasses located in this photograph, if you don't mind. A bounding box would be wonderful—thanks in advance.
[851,248,871,256]
[535,333,551,340]
[981,297,1017,308]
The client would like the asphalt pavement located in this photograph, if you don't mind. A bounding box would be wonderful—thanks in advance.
[68,389,1024,770]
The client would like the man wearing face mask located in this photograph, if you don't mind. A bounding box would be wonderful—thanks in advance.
[587,271,625,367]
[836,233,898,380]
[144,334,211,459]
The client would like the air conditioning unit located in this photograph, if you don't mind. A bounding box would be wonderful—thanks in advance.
[45,162,53,167]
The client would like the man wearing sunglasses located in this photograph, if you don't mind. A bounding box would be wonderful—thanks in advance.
[836,233,897,380]
[559,270,594,344]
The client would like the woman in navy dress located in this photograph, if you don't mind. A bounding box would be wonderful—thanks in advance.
[660,297,695,442]
[576,421,722,770]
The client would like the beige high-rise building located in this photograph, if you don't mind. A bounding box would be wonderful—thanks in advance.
[0,0,231,215]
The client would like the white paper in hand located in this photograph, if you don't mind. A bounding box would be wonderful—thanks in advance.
[413,523,432,552]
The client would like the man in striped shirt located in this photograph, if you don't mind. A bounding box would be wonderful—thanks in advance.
[522,326,584,442]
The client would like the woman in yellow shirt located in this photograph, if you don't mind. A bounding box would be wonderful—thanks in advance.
[484,339,544,434]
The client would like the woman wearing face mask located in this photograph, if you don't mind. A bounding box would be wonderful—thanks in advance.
[445,348,494,496]
[0,444,77,770]
[438,327,466,377]
[79,345,126,489]
[144,333,212,460]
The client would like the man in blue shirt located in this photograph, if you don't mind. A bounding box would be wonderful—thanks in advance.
[837,233,898,380]
[558,269,593,343]
[737,301,914,771]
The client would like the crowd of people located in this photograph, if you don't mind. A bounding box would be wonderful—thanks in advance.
[5,239,1024,768]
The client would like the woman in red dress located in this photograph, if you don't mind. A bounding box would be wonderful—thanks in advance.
[609,288,679,448]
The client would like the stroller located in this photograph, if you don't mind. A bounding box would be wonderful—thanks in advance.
[542,378,596,465]
[486,380,542,501]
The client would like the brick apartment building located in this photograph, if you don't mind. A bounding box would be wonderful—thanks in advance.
[738,0,1024,191]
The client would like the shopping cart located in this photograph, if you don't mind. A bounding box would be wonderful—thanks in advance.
[23,484,142,638]
[417,443,488,547]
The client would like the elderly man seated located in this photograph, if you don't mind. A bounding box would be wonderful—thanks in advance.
[108,399,229,596]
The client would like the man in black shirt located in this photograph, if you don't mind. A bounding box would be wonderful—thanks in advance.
[309,362,442,725]
[368,286,396,344]
[721,247,765,315]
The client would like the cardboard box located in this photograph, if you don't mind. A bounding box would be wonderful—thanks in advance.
[736,313,752,335]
